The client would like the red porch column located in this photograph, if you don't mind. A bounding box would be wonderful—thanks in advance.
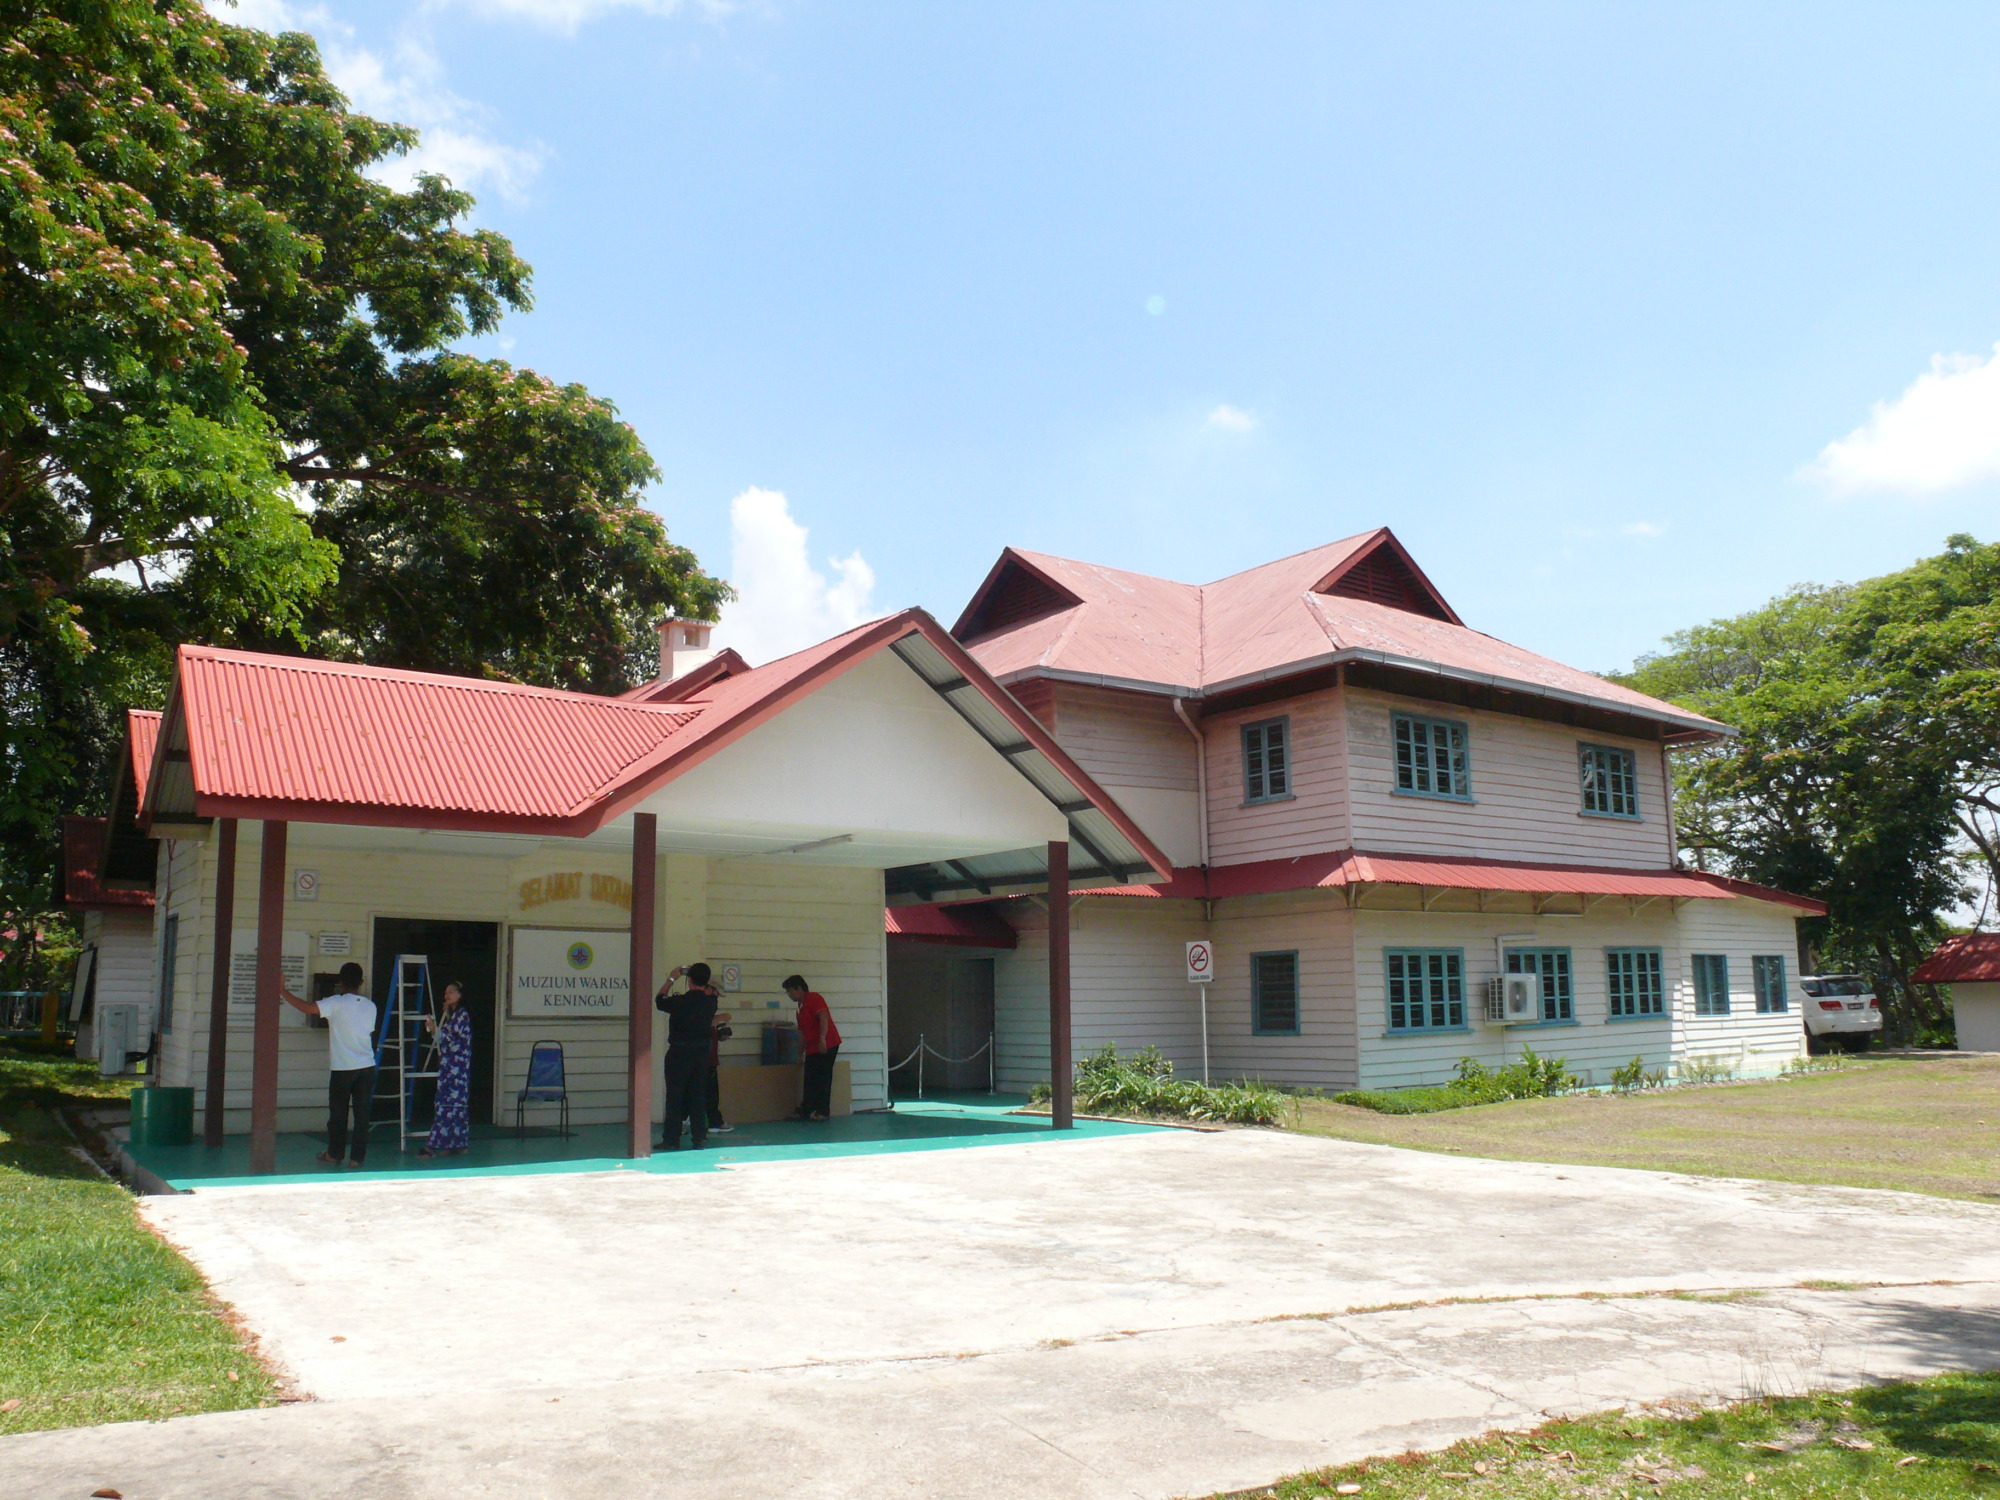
[249,820,286,1173]
[1048,839,1073,1130]
[627,813,657,1159]
[202,818,238,1148]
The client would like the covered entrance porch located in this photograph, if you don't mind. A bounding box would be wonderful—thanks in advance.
[105,611,1170,1174]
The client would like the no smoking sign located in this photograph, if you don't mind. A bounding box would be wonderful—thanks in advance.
[1185,940,1214,984]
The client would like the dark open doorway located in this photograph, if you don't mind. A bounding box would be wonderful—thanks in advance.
[371,919,501,1127]
[887,946,997,1095]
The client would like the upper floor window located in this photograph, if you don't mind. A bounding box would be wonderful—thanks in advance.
[1394,714,1471,800]
[1505,947,1573,1023]
[1753,955,1789,1014]
[1242,717,1291,804]
[1606,947,1664,1019]
[1692,953,1730,1016]
[1252,951,1300,1035]
[1386,948,1466,1032]
[1579,743,1641,819]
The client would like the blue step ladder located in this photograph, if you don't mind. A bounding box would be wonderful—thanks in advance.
[374,954,439,1153]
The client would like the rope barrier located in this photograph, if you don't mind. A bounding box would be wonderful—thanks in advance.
[886,1032,999,1097]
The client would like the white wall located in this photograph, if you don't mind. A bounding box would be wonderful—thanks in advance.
[1202,688,1353,867]
[1047,685,1202,868]
[1344,688,1673,869]
[1205,890,1359,1088]
[1954,983,2000,1052]
[1672,897,1809,1076]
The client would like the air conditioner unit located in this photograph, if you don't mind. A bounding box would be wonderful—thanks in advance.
[1482,974,1539,1026]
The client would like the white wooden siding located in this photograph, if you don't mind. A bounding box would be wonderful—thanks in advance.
[1204,689,1353,867]
[992,899,1210,1091]
[1204,890,1358,1087]
[1671,897,1808,1076]
[1344,689,1673,869]
[1048,684,1202,867]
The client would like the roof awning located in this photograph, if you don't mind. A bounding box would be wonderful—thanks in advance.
[884,902,1018,949]
[1086,849,1826,912]
[1914,933,2000,985]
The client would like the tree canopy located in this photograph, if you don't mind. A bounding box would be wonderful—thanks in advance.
[0,0,726,972]
[1622,535,2000,1043]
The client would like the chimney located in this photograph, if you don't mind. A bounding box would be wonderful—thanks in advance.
[656,617,717,683]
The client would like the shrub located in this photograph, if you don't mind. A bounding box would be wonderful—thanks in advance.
[1031,1045,1290,1125]
[1677,1054,1737,1085]
[1328,1046,1578,1115]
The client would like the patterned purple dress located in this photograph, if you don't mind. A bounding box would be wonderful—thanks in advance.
[426,1007,473,1152]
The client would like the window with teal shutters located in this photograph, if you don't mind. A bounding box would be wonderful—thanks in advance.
[1605,947,1663,1018]
[1692,953,1730,1016]
[1393,714,1471,799]
[1252,951,1300,1034]
[1579,743,1640,819]
[1385,949,1466,1032]
[1505,947,1573,1022]
[1753,955,1788,1013]
[1243,717,1291,804]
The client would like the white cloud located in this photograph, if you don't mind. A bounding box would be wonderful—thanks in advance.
[1807,344,2000,496]
[207,0,545,202]
[1622,520,1667,538]
[439,0,735,37]
[712,488,877,666]
[1204,404,1258,434]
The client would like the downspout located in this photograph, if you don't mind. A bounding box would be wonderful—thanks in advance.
[1172,697,1209,870]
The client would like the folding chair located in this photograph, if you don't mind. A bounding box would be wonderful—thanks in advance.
[515,1040,570,1139]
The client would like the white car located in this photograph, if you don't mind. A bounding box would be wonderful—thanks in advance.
[1797,974,1884,1053]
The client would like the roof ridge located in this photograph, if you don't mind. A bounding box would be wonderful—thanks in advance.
[1197,529,1383,589]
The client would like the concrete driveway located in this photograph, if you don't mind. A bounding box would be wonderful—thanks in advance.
[8,1127,2000,1499]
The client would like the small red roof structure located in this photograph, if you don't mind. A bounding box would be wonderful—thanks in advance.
[955,528,1728,741]
[1913,934,2000,985]
[1084,849,1827,911]
[884,902,1018,948]
[59,817,154,911]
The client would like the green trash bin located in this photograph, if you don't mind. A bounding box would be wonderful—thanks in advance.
[130,1085,194,1147]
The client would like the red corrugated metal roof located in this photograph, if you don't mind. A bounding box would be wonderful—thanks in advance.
[173,647,699,824]
[60,817,154,911]
[959,529,1727,737]
[884,902,1018,948]
[1914,933,2000,984]
[1085,849,1825,911]
[128,709,160,808]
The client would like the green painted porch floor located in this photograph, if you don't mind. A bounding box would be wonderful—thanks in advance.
[124,1094,1160,1190]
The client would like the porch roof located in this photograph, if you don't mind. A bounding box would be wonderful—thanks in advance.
[1913,933,2000,985]
[130,611,1171,892]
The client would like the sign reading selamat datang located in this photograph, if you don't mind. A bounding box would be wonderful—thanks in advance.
[509,928,630,1020]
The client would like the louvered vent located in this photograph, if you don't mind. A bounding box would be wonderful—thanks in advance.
[958,563,1079,641]
[1321,547,1453,620]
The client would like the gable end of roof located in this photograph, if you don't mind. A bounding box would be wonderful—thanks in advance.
[952,550,1085,642]
[1313,528,1461,624]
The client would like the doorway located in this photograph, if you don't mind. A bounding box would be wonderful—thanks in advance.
[371,919,501,1127]
[887,945,997,1094]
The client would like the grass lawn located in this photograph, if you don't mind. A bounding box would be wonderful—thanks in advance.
[1292,1055,2000,1202]
[1219,1373,2000,1498]
[0,1041,276,1435]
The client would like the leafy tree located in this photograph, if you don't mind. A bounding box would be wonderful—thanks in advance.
[1621,542,1997,1045]
[0,0,726,979]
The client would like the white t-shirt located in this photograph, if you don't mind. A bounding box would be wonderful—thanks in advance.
[315,992,379,1072]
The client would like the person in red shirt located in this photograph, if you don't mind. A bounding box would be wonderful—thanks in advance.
[784,975,841,1122]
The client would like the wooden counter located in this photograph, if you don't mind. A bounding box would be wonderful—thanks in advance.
[715,1059,853,1123]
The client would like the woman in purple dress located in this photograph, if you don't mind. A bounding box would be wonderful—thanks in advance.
[418,982,472,1158]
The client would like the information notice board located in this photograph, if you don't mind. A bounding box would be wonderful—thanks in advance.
[509,927,630,1020]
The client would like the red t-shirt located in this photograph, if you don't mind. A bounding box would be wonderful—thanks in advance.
[796,992,841,1055]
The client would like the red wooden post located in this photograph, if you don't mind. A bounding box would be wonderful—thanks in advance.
[627,813,657,1159]
[1048,839,1073,1130]
[202,818,237,1148]
[249,820,286,1173]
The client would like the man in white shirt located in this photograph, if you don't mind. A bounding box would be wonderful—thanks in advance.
[280,961,379,1168]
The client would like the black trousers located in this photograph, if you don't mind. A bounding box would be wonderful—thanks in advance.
[801,1045,839,1119]
[706,1061,725,1127]
[662,1047,707,1147]
[328,1066,376,1163]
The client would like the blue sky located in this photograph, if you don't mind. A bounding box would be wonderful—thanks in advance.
[242,0,2000,668]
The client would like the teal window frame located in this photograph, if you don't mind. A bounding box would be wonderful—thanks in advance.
[1393,713,1473,801]
[1693,953,1731,1016]
[1753,955,1789,1014]
[1242,717,1292,805]
[1251,950,1301,1035]
[1579,743,1641,820]
[1505,947,1574,1023]
[1605,947,1664,1019]
[157,912,178,1034]
[1384,948,1467,1033]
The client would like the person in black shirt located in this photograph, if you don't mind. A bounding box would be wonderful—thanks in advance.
[655,963,719,1150]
